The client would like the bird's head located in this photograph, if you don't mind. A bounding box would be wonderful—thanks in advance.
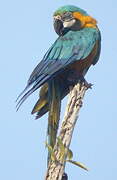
[53,5,97,36]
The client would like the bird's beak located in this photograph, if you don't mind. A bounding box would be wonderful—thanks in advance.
[54,18,69,36]
[54,18,63,36]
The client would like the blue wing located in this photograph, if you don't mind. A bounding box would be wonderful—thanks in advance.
[16,27,101,109]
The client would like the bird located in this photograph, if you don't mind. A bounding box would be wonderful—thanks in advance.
[16,5,101,160]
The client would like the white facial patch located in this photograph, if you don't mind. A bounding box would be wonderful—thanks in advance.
[63,19,76,28]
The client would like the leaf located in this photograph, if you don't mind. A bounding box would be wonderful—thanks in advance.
[57,137,66,161]
[57,138,73,161]
[67,149,73,160]
[57,137,65,152]
[45,142,52,152]
[45,142,56,161]
[66,160,89,171]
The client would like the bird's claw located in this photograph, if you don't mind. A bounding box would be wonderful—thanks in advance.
[83,81,93,89]
[79,76,93,89]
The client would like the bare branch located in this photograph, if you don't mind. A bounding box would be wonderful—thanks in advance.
[45,82,89,180]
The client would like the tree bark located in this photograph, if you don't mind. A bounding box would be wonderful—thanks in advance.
[45,82,89,180]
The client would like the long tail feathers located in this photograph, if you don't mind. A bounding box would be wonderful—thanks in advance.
[32,98,47,114]
[47,79,61,163]
[35,104,48,119]
[31,80,61,160]
[31,83,48,117]
[32,79,70,119]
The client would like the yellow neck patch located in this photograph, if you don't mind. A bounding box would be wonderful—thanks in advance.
[73,12,97,28]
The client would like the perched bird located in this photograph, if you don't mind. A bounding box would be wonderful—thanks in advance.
[16,5,101,156]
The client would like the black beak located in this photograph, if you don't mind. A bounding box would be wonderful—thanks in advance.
[54,19,69,36]
[54,19,63,36]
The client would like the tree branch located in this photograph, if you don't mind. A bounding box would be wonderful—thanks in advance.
[45,82,89,180]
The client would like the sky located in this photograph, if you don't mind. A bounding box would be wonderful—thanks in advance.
[0,0,117,179]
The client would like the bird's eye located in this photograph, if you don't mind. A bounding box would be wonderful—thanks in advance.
[61,12,73,21]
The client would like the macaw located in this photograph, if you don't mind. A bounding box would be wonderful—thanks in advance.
[16,5,101,155]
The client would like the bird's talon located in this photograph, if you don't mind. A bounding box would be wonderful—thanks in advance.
[84,82,93,89]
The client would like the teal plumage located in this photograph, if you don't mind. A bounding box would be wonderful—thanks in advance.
[53,5,88,16]
[16,28,100,108]
[48,28,100,61]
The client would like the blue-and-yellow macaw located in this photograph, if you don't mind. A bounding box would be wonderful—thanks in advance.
[17,5,101,154]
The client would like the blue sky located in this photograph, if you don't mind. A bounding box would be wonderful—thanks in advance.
[0,0,117,179]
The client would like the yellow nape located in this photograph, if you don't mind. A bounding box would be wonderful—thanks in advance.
[73,12,97,28]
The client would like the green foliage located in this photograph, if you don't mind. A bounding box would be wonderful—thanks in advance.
[45,142,57,161]
[46,138,88,171]
[66,160,88,171]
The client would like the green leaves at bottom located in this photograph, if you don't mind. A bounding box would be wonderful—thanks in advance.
[57,137,73,161]
[46,139,89,172]
[67,148,73,160]
[66,160,89,171]
[45,142,56,161]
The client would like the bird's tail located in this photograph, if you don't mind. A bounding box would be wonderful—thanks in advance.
[31,83,48,115]
[32,80,61,163]
[47,79,61,162]
[31,79,70,119]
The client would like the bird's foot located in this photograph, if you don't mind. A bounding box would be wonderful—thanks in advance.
[79,75,93,89]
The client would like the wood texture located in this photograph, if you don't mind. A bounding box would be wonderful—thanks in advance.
[45,82,89,180]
